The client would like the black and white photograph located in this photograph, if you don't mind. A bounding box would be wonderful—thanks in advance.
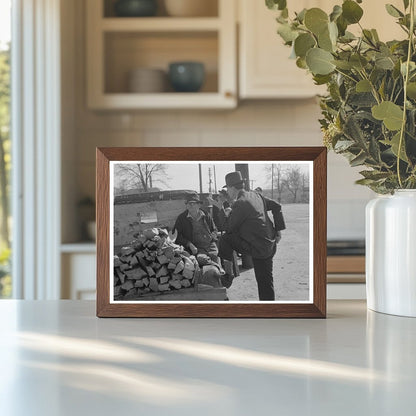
[110,161,313,303]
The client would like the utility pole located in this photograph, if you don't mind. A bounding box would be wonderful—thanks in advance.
[208,167,213,193]
[213,165,217,193]
[199,164,203,194]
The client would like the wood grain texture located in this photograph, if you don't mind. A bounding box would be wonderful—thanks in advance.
[96,147,327,318]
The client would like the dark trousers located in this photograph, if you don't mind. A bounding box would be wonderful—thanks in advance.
[219,233,276,301]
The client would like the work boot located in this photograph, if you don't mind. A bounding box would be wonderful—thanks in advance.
[221,259,235,289]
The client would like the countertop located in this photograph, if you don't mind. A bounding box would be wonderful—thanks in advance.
[0,300,415,415]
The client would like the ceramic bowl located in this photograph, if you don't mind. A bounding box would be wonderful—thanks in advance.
[168,62,205,92]
[114,0,158,17]
[128,68,167,93]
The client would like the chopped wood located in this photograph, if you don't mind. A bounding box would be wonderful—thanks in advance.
[182,268,194,280]
[174,260,185,274]
[114,256,122,268]
[114,286,123,296]
[181,279,191,288]
[169,280,181,289]
[119,247,136,256]
[151,261,162,270]
[146,266,155,277]
[164,247,175,259]
[159,275,169,284]
[115,268,126,283]
[131,256,140,267]
[167,262,176,270]
[157,254,169,265]
[156,266,168,278]
[125,267,147,280]
[172,274,182,280]
[119,263,131,272]
[121,280,134,291]
[149,278,159,292]
[158,284,170,292]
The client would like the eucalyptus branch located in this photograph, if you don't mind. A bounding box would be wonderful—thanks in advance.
[397,0,415,188]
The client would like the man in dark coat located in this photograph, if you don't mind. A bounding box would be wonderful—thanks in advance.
[173,191,219,262]
[219,171,286,300]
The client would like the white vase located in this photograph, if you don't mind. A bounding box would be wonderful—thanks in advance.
[366,190,416,317]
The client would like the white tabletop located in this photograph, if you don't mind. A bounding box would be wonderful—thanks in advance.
[0,300,415,416]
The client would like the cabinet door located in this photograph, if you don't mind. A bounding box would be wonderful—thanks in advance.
[239,0,404,99]
[239,0,326,99]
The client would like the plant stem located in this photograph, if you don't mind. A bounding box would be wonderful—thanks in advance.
[397,0,415,188]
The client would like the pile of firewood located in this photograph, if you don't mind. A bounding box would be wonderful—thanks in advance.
[114,228,197,299]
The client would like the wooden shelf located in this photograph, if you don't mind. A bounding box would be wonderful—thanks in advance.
[101,17,221,32]
[89,92,235,110]
[327,256,365,274]
[86,0,237,109]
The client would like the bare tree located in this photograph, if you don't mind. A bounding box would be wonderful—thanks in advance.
[264,164,284,202]
[115,163,169,193]
[283,166,303,203]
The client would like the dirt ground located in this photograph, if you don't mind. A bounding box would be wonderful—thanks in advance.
[226,203,310,301]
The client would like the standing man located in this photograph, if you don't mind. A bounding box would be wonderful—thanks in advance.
[219,172,285,300]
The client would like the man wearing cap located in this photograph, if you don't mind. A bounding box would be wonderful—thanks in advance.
[173,191,219,262]
[219,171,286,301]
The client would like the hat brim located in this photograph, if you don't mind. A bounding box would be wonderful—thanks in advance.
[223,180,244,188]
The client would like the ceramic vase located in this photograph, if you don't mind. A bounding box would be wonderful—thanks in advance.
[366,190,416,317]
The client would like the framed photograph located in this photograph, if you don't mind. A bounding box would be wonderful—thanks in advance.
[96,147,327,318]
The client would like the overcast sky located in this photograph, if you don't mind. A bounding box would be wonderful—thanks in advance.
[114,162,311,193]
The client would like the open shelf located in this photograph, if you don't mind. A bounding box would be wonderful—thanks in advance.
[87,0,236,109]
[102,17,221,31]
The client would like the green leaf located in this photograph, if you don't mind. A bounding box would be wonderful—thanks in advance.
[356,79,372,92]
[318,27,334,52]
[407,82,416,99]
[304,8,329,35]
[350,54,368,70]
[350,152,368,167]
[385,4,404,18]
[403,0,410,10]
[333,60,353,70]
[342,0,364,24]
[296,57,308,69]
[330,5,342,22]
[334,140,355,151]
[339,31,356,43]
[306,48,335,75]
[266,0,287,11]
[313,74,332,85]
[277,23,298,43]
[384,132,409,162]
[375,55,395,70]
[296,8,307,23]
[294,33,316,58]
[372,101,404,131]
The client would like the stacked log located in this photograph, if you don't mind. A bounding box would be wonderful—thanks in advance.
[113,228,197,299]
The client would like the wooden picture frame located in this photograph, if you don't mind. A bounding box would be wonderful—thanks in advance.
[96,147,327,318]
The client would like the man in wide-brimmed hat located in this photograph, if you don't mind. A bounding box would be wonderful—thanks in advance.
[219,171,286,300]
[173,191,219,261]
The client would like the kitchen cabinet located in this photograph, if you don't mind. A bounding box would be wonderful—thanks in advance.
[61,244,96,300]
[239,0,325,99]
[86,0,237,109]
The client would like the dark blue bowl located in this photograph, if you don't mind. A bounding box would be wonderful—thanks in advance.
[114,0,158,17]
[168,62,205,93]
